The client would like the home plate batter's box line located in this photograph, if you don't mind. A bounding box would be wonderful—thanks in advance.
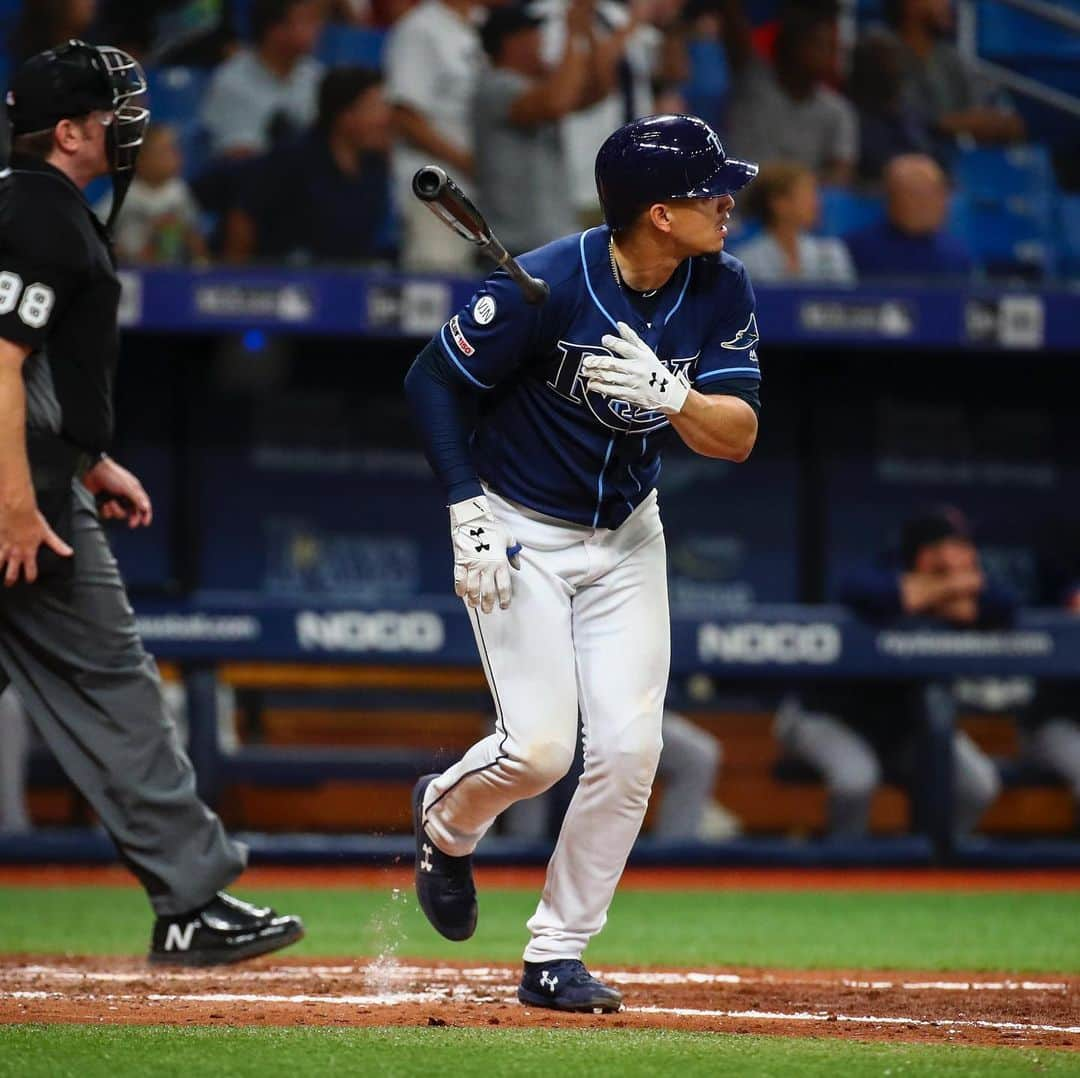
[5,990,1080,1037]
[8,965,1071,993]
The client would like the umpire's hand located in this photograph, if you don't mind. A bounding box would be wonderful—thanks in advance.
[82,455,153,529]
[0,496,74,586]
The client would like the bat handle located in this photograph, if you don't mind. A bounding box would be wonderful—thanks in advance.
[483,237,551,306]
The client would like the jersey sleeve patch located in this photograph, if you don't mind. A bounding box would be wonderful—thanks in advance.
[720,311,759,352]
[448,314,474,356]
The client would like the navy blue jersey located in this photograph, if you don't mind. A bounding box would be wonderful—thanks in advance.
[430,225,761,529]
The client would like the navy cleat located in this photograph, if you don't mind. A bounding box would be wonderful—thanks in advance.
[517,959,623,1013]
[149,892,304,966]
[412,773,477,941]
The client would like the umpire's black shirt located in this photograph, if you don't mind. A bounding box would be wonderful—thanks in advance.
[0,153,122,482]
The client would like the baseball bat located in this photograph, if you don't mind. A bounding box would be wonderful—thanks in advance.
[412,166,550,305]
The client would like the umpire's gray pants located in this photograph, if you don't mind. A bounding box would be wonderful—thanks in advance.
[0,483,246,915]
[775,697,1001,838]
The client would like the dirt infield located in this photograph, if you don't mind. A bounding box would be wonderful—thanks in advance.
[1,956,1076,1049]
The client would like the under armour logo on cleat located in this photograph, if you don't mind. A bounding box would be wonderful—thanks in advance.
[540,971,559,992]
[649,373,668,392]
[420,843,433,872]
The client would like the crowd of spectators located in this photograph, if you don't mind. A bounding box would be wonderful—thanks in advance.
[1,0,1062,276]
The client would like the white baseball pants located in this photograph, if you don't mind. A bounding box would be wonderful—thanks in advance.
[421,488,669,962]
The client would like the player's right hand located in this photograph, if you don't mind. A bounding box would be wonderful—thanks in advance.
[0,497,74,587]
[449,495,522,613]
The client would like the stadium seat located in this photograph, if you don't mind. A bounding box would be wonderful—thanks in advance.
[817,188,884,238]
[1057,193,1080,277]
[146,66,210,126]
[317,24,387,68]
[952,147,1057,277]
[977,0,1080,60]
[953,145,1055,209]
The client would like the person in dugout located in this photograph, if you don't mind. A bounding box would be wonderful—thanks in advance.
[775,506,1006,838]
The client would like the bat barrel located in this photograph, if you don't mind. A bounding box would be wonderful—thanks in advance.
[412,166,447,202]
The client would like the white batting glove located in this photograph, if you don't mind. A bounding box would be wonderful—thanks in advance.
[582,321,690,416]
[449,495,522,613]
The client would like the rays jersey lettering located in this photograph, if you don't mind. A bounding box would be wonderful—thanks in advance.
[432,227,761,529]
[548,340,699,434]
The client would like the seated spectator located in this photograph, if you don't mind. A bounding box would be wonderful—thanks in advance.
[99,125,208,265]
[224,67,394,264]
[201,0,325,159]
[384,0,484,271]
[721,0,858,185]
[849,27,937,184]
[473,1,600,254]
[8,0,96,64]
[776,506,1007,838]
[884,0,1024,149]
[846,154,972,279]
[734,161,855,283]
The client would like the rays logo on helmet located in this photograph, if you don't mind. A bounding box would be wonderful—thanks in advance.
[473,295,496,325]
[720,312,759,353]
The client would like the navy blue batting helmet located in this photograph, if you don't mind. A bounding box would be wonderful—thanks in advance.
[595,114,758,232]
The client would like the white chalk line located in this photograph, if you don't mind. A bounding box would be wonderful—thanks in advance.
[5,989,1079,1036]
[629,1006,1080,1036]
[5,965,1068,993]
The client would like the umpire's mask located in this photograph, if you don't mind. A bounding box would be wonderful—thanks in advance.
[7,40,150,232]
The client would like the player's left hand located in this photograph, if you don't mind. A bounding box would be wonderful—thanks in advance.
[449,495,522,613]
[584,321,690,416]
[82,456,153,529]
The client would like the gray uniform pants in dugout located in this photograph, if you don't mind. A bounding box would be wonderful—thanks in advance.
[0,482,245,915]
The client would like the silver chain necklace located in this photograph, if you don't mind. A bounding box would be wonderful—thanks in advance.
[609,237,659,298]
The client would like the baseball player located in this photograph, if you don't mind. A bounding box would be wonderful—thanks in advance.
[405,114,760,1011]
[0,42,303,964]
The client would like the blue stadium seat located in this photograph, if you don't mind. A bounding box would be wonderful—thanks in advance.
[146,66,210,126]
[316,24,387,68]
[977,0,1080,60]
[1057,193,1080,277]
[952,146,1057,276]
[952,145,1055,209]
[955,196,1055,277]
[818,188,884,237]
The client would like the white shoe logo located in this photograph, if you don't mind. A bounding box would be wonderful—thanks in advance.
[540,971,559,992]
[163,920,199,951]
[420,843,434,872]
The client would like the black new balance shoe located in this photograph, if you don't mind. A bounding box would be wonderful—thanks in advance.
[149,892,304,966]
[412,773,477,941]
[518,960,623,1013]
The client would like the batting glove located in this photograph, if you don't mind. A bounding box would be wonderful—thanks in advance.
[583,321,690,416]
[449,496,522,613]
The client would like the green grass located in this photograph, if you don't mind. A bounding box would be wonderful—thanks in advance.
[0,1026,1074,1078]
[2,886,1078,972]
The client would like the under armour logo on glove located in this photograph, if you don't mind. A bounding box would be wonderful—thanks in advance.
[449,496,523,613]
[584,321,690,417]
[420,843,434,872]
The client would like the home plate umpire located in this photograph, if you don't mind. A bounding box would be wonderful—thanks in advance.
[0,40,303,965]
